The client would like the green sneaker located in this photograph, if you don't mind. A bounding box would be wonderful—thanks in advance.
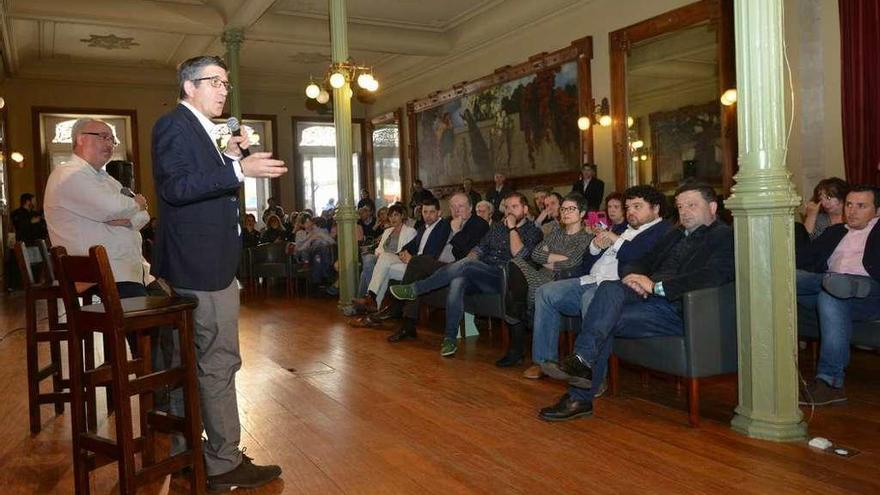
[390,284,417,301]
[440,338,458,357]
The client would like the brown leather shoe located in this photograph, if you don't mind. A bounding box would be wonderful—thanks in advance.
[522,364,544,379]
[352,293,378,313]
[349,315,382,328]
[207,451,281,492]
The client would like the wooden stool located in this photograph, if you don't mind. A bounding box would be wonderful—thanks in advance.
[53,245,205,495]
[14,240,99,434]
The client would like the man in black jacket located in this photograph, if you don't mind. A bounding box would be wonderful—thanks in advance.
[539,182,735,421]
[384,192,490,342]
[570,164,605,211]
[796,185,880,406]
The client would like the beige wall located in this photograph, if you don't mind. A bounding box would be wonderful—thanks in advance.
[0,78,368,214]
[369,0,845,200]
[2,0,844,216]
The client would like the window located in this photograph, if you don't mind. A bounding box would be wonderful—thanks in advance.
[296,122,362,213]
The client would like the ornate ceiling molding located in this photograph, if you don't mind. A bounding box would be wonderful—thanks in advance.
[80,34,141,50]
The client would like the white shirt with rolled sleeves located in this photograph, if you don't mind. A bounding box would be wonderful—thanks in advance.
[44,153,150,284]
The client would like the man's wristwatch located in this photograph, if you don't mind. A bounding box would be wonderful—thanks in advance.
[508,226,517,232]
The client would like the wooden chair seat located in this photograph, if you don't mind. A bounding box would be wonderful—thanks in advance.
[14,240,91,434]
[53,245,205,495]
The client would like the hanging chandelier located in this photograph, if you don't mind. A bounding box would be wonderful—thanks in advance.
[305,59,379,104]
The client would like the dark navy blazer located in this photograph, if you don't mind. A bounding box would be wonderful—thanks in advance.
[797,220,880,282]
[403,218,451,259]
[150,104,243,291]
[577,220,671,278]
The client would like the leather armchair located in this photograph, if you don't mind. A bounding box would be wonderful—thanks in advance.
[562,282,737,426]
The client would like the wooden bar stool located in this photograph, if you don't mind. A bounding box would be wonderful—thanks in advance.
[14,240,99,434]
[53,245,205,495]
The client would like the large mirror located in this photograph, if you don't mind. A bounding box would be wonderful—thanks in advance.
[610,0,736,195]
[367,110,403,209]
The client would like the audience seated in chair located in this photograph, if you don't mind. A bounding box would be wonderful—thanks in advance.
[389,192,542,357]
[538,181,734,422]
[260,214,286,244]
[475,200,494,225]
[534,191,563,236]
[497,193,593,367]
[242,213,261,249]
[801,177,848,240]
[795,185,880,406]
[526,185,671,380]
[350,203,418,313]
[379,192,490,342]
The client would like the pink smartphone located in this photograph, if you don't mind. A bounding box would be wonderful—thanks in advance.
[586,211,608,229]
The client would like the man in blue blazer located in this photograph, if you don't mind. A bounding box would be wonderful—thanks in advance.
[151,55,286,491]
[540,182,734,421]
[528,185,671,379]
[400,197,452,260]
[796,185,880,406]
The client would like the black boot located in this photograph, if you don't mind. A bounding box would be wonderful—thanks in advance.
[388,319,418,343]
[495,322,526,367]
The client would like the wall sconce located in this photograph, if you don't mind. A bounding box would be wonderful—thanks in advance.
[0,97,5,109]
[305,58,379,103]
[576,97,611,130]
[720,88,737,106]
[11,151,24,167]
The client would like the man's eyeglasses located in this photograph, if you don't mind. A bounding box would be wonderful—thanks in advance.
[81,132,119,145]
[192,76,233,91]
[559,206,580,214]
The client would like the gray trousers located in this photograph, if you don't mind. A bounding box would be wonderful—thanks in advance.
[171,279,243,476]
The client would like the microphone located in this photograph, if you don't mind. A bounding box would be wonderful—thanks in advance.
[121,187,135,198]
[226,117,250,158]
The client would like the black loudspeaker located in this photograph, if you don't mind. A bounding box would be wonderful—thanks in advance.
[106,160,135,188]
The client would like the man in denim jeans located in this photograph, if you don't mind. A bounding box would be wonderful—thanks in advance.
[525,185,670,380]
[391,192,542,357]
[796,185,880,406]
[539,182,734,421]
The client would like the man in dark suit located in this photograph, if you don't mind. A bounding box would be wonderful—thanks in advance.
[384,192,490,342]
[400,197,452,262]
[796,185,880,406]
[462,178,482,208]
[528,185,671,380]
[539,182,734,421]
[151,55,286,491]
[570,164,605,211]
[485,172,513,216]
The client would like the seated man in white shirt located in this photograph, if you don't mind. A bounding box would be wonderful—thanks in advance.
[526,185,671,380]
[44,117,151,350]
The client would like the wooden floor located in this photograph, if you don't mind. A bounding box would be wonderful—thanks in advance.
[0,289,878,494]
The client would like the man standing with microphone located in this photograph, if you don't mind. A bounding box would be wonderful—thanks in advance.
[151,55,286,491]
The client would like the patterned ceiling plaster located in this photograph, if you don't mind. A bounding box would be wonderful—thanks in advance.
[290,51,330,64]
[80,34,140,50]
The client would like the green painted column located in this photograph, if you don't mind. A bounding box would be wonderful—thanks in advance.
[222,28,244,120]
[727,0,807,441]
[329,0,358,310]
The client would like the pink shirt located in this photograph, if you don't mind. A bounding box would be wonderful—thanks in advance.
[828,217,879,276]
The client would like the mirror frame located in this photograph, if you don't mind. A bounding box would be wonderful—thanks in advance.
[364,109,404,201]
[609,0,736,194]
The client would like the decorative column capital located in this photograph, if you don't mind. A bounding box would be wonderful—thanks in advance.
[222,28,245,49]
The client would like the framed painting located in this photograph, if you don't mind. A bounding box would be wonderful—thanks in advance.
[406,37,593,196]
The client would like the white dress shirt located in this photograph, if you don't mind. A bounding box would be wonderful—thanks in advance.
[44,154,150,284]
[417,219,441,255]
[581,217,663,286]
